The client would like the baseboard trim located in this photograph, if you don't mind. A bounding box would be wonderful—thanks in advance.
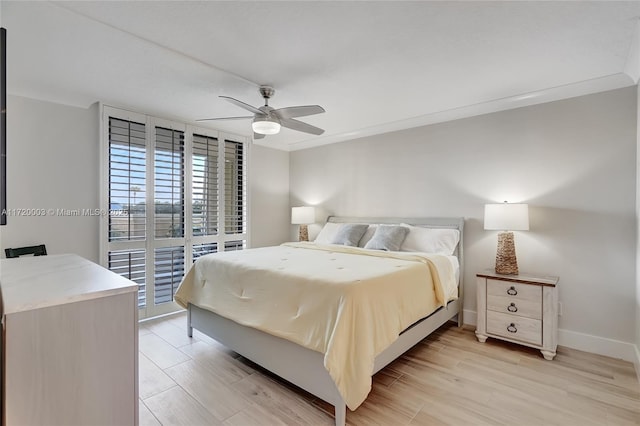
[558,329,636,362]
[463,309,637,363]
[463,309,477,328]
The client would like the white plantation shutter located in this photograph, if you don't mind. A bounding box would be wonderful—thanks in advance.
[102,107,248,318]
[224,240,246,251]
[108,248,146,308]
[154,246,185,304]
[192,242,217,262]
[152,126,186,307]
[155,127,185,239]
[107,116,148,308]
[224,140,246,235]
[192,134,218,237]
[108,117,146,241]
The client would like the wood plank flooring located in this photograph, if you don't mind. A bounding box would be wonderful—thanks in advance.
[139,312,640,425]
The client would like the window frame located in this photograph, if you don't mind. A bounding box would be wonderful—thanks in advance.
[100,105,250,320]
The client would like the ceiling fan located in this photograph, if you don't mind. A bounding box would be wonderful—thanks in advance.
[197,86,325,139]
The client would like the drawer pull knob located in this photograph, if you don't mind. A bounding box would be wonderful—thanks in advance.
[507,323,517,333]
[507,286,518,296]
[507,303,518,312]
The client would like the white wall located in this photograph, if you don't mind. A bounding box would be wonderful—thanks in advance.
[0,95,100,262]
[291,87,637,359]
[0,95,292,262]
[250,144,290,248]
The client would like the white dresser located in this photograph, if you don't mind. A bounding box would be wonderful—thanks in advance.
[0,254,138,425]
[475,270,559,360]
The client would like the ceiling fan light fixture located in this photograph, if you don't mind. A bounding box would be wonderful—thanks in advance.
[198,87,325,136]
[252,116,281,135]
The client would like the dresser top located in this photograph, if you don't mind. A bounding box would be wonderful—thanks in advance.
[477,269,559,286]
[0,254,137,315]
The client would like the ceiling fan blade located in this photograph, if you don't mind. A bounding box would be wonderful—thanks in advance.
[253,132,265,140]
[273,105,325,119]
[281,118,325,135]
[220,96,263,115]
[196,116,253,122]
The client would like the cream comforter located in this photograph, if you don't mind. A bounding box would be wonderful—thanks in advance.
[174,242,457,410]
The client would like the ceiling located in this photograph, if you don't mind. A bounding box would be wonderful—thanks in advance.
[2,1,640,151]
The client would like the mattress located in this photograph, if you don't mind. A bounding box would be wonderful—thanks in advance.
[175,242,458,410]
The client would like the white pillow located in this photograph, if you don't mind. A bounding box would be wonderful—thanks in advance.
[314,222,342,244]
[400,225,460,255]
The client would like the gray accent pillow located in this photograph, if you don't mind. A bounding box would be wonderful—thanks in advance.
[331,224,369,246]
[364,225,409,251]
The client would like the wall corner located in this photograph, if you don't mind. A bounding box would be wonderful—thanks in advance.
[624,19,640,84]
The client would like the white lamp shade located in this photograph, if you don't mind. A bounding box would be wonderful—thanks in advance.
[484,203,529,231]
[252,118,281,135]
[291,206,316,225]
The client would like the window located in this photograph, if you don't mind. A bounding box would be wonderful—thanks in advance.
[192,133,219,237]
[101,106,248,319]
[108,248,146,308]
[153,246,185,305]
[224,140,246,235]
[108,117,146,242]
[154,127,185,239]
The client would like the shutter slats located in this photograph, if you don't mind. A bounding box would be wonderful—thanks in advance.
[224,140,246,235]
[155,127,185,239]
[108,248,146,308]
[192,243,217,262]
[224,240,246,251]
[192,134,219,237]
[154,246,185,304]
[108,117,146,242]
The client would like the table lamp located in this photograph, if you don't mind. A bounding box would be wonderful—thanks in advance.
[484,202,529,275]
[291,206,315,242]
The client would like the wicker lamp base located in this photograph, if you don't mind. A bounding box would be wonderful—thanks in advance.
[298,224,309,242]
[495,231,519,275]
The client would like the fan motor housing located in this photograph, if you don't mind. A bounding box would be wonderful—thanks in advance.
[259,86,275,100]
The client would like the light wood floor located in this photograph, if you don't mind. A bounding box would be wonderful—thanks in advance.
[139,312,640,426]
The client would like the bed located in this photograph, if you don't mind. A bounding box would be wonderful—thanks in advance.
[175,216,464,426]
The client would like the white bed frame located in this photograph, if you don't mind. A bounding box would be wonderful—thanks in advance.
[187,216,464,426]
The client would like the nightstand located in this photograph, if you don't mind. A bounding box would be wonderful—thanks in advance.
[475,270,559,360]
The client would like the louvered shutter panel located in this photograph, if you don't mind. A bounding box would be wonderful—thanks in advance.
[224,140,246,236]
[108,118,146,241]
[107,117,148,308]
[154,246,185,304]
[192,134,219,236]
[154,127,185,238]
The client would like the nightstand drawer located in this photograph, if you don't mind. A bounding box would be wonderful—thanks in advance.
[487,279,541,302]
[486,311,542,345]
[487,294,542,319]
